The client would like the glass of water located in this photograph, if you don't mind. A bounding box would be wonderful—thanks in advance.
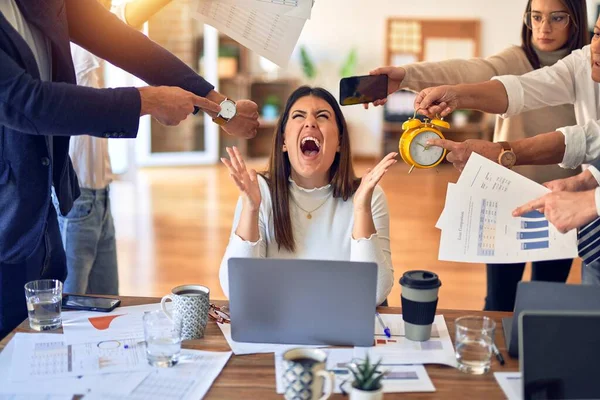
[455,315,496,374]
[143,310,182,367]
[24,279,63,331]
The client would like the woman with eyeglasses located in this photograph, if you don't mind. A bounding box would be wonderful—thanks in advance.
[218,87,396,306]
[366,0,588,312]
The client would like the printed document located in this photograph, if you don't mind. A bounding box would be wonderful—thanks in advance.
[437,153,578,263]
[62,303,164,344]
[0,334,148,397]
[193,0,307,66]
[494,372,522,400]
[82,350,232,400]
[218,0,313,19]
[10,333,148,380]
[362,314,457,367]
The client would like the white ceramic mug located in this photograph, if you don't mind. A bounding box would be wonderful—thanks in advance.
[160,284,210,340]
[282,348,334,400]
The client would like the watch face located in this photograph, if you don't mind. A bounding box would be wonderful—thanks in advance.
[220,100,236,119]
[500,151,516,167]
[408,131,445,166]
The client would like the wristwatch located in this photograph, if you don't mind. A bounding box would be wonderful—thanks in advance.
[213,98,237,126]
[497,141,517,169]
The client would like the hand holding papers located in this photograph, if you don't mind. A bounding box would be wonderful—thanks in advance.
[437,153,578,263]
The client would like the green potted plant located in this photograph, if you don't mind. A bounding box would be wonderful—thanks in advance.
[347,355,386,400]
[299,45,317,81]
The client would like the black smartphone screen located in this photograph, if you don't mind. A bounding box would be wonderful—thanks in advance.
[339,75,388,106]
[62,295,120,312]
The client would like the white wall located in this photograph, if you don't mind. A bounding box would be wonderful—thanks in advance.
[279,0,535,157]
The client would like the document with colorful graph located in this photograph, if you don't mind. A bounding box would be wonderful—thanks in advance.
[10,333,148,381]
[62,304,163,344]
[437,153,577,263]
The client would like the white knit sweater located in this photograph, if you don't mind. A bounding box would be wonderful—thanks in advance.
[219,176,394,305]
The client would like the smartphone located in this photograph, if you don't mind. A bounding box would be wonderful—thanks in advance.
[62,294,121,312]
[339,74,388,106]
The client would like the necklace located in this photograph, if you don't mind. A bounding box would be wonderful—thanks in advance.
[290,193,332,219]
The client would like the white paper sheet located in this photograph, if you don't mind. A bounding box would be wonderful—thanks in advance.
[218,0,313,19]
[217,322,322,355]
[10,333,148,381]
[193,0,307,66]
[494,372,522,400]
[438,153,578,263]
[275,349,435,394]
[0,396,73,400]
[82,350,232,400]
[62,303,164,344]
[359,315,457,367]
[0,334,149,397]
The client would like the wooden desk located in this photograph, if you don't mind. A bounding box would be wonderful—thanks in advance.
[0,296,518,399]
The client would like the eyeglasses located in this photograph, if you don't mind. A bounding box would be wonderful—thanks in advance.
[208,303,231,324]
[523,11,570,30]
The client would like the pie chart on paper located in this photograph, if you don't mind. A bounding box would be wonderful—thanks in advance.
[88,314,126,330]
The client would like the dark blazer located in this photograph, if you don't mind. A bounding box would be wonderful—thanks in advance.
[0,0,213,263]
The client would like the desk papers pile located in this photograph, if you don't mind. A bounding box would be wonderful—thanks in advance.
[0,305,231,400]
[436,153,577,263]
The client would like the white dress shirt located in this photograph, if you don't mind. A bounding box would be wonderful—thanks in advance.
[219,176,395,305]
[493,45,600,214]
[68,44,113,189]
[67,4,126,189]
[0,0,51,81]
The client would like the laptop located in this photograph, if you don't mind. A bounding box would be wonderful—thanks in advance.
[227,258,377,347]
[519,310,600,399]
[502,281,600,358]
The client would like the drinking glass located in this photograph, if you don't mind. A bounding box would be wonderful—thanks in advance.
[24,279,63,331]
[143,310,182,367]
[455,315,496,374]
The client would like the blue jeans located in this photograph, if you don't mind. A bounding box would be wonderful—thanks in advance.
[52,187,118,295]
[0,204,66,339]
[582,260,600,285]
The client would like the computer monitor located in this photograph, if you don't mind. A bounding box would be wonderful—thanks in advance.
[502,281,600,358]
[519,310,600,399]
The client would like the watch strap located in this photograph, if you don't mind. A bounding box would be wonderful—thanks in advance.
[213,115,228,126]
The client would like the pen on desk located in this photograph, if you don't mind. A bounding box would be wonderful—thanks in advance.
[375,312,391,338]
[492,343,505,365]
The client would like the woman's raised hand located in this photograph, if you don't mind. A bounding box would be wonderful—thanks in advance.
[221,146,261,212]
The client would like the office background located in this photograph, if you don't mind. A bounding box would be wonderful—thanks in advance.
[103,0,599,309]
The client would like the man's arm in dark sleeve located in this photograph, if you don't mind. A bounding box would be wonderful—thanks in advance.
[0,47,140,138]
[66,0,215,98]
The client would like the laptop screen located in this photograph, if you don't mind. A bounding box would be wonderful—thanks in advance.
[519,311,600,400]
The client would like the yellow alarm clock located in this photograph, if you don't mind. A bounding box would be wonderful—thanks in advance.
[399,116,449,174]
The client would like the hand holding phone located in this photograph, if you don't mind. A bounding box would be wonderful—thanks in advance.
[62,294,121,312]
[339,75,388,106]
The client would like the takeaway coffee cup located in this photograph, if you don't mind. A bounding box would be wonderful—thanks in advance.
[400,270,442,341]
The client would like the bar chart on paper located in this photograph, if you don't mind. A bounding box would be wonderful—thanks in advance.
[477,199,497,256]
[518,210,549,250]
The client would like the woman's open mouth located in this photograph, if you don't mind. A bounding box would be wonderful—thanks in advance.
[300,136,321,158]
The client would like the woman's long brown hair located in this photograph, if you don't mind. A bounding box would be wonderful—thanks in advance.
[521,0,589,69]
[261,86,360,252]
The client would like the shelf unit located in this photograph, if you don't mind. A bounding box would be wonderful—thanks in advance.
[382,17,491,158]
[143,4,298,164]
